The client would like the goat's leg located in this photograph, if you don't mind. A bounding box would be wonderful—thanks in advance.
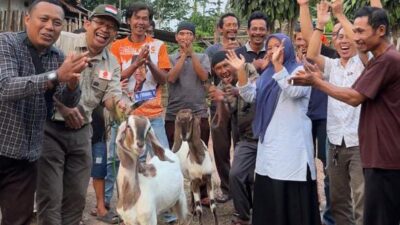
[173,191,188,225]
[205,174,219,225]
[190,179,203,225]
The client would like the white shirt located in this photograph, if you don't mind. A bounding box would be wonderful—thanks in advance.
[239,66,316,182]
[323,55,365,147]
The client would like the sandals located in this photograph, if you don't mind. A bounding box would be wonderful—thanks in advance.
[90,204,111,216]
[96,210,121,224]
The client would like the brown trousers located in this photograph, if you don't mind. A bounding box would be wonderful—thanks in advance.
[328,143,364,225]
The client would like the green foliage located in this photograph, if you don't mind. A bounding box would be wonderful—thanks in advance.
[228,0,399,37]
[229,0,317,31]
[151,0,190,27]
[343,0,400,34]
[81,0,223,51]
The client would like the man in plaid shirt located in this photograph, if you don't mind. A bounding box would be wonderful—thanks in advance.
[0,0,87,224]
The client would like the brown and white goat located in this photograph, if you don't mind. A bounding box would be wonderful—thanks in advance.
[116,115,187,225]
[172,109,218,225]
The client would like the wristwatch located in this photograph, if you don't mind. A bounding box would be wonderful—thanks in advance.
[47,71,59,86]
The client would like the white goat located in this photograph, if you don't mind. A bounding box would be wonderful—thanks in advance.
[172,109,218,225]
[115,115,187,225]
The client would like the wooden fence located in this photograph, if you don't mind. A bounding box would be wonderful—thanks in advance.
[0,9,85,33]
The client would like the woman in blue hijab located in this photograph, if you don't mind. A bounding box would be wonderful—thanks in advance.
[234,33,321,225]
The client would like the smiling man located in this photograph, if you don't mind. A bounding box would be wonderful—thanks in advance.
[36,4,123,225]
[235,11,268,73]
[110,2,171,150]
[0,0,86,224]
[205,13,241,65]
[292,6,400,225]
[304,1,370,224]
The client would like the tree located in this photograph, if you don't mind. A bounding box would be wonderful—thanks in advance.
[228,0,399,39]
[228,0,318,33]
[151,0,190,28]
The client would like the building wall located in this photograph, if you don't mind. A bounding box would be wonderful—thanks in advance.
[0,0,30,11]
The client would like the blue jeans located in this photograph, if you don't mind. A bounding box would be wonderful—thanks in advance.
[105,123,119,206]
[104,117,170,205]
[91,142,107,179]
[148,116,170,149]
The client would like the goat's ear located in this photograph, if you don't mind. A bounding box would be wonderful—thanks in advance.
[192,116,201,141]
[116,121,135,168]
[147,129,173,162]
[172,119,183,153]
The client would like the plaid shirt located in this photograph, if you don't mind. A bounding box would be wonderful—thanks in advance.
[0,32,81,161]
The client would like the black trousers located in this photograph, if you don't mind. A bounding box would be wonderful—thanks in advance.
[363,168,400,225]
[0,156,37,225]
[252,171,321,225]
[229,141,257,221]
[312,119,327,165]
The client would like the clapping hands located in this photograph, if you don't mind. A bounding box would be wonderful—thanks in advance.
[289,58,323,86]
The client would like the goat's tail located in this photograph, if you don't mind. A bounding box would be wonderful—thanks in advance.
[174,191,188,224]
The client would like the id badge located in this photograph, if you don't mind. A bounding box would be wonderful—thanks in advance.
[134,89,156,102]
[98,70,112,81]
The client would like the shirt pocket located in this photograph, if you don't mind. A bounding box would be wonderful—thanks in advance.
[84,77,109,108]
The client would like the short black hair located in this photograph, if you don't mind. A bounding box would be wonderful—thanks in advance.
[28,0,63,13]
[247,11,268,29]
[355,6,390,37]
[218,13,240,29]
[126,2,153,20]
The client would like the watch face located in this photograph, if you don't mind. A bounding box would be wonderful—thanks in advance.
[48,72,57,81]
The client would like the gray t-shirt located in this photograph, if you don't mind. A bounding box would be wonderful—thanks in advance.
[166,53,211,121]
[205,43,223,61]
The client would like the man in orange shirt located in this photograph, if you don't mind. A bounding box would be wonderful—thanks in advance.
[111,2,170,149]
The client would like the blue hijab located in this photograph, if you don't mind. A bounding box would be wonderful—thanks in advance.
[253,33,301,142]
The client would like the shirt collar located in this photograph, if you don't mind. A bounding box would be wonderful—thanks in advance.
[245,41,266,53]
[20,31,59,55]
[75,33,108,60]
